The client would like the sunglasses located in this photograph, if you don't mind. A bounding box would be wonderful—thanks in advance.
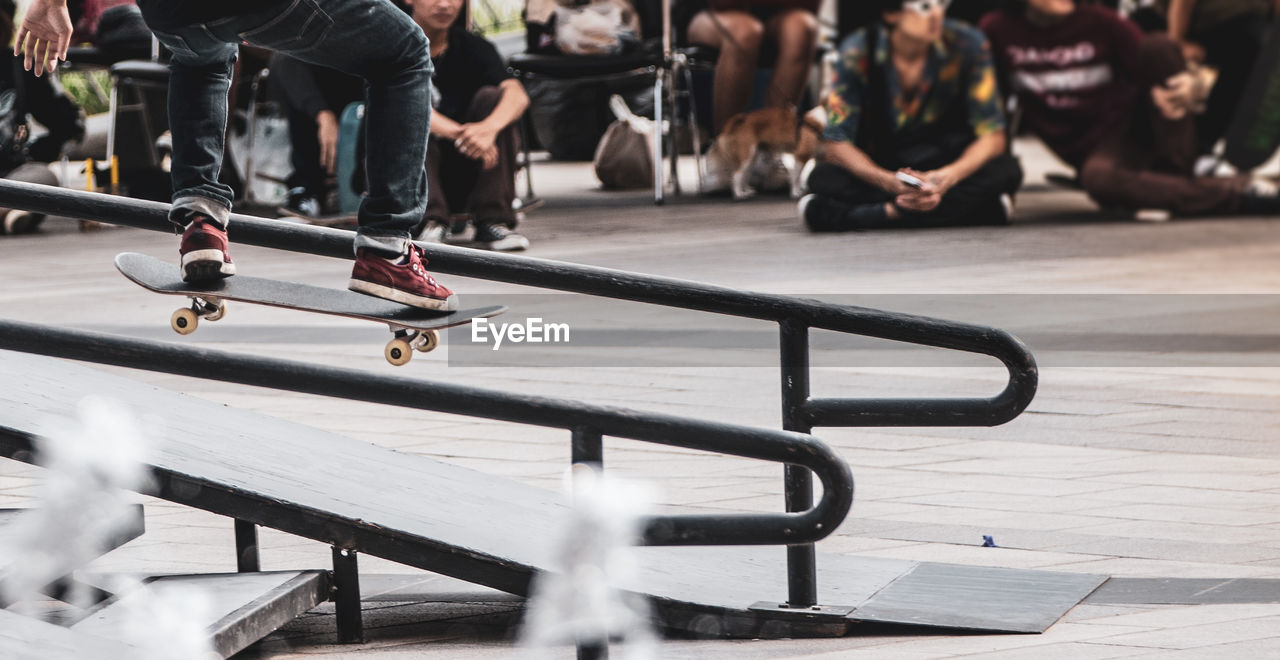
[902,0,951,14]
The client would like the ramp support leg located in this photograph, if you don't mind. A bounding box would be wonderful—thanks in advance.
[332,547,363,643]
[572,426,603,468]
[235,519,260,572]
[780,320,817,607]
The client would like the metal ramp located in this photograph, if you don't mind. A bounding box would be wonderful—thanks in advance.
[0,350,1103,641]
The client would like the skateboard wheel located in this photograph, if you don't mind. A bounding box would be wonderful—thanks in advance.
[385,338,413,366]
[204,301,227,322]
[171,308,198,335]
[416,330,440,353]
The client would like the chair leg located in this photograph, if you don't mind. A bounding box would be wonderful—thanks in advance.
[667,67,681,197]
[680,58,704,193]
[521,114,537,202]
[652,70,664,205]
[106,78,119,170]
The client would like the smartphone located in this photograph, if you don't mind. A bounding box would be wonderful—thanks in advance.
[896,171,925,189]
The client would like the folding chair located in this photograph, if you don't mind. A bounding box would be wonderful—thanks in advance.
[507,0,702,204]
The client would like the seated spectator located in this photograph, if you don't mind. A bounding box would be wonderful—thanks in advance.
[409,0,530,251]
[680,0,820,133]
[270,54,364,218]
[981,0,1280,217]
[1158,0,1274,155]
[799,0,1022,231]
[0,1,85,235]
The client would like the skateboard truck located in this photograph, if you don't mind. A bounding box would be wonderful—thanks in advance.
[385,328,440,366]
[170,297,226,335]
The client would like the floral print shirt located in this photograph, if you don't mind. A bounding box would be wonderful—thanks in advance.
[823,19,1005,147]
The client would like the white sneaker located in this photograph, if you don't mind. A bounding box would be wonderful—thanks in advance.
[1246,178,1279,198]
[1,210,40,235]
[417,221,448,243]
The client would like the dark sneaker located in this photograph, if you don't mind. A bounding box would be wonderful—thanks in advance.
[1,210,42,235]
[348,244,457,311]
[179,217,236,282]
[798,194,888,232]
[278,187,321,218]
[473,223,529,251]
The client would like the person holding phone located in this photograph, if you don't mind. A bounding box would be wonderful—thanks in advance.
[799,0,1022,232]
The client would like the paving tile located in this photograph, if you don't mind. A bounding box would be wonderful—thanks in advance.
[1071,503,1278,526]
[1088,613,1280,650]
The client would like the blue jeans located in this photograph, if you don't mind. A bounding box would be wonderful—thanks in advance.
[139,0,432,256]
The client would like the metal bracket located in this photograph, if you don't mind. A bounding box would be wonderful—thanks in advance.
[748,601,856,621]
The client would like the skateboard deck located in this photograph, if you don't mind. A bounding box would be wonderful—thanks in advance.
[1224,18,1280,170]
[115,252,505,365]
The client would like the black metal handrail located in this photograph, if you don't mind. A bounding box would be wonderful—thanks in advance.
[0,319,852,547]
[0,179,1039,607]
[0,180,1036,426]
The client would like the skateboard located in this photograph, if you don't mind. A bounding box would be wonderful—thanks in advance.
[115,252,505,366]
[1223,18,1280,170]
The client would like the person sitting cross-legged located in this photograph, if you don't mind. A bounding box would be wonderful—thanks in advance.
[408,0,531,251]
[800,0,1023,232]
[981,0,1280,218]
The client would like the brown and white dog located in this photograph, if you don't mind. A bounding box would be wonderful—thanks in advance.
[701,106,825,200]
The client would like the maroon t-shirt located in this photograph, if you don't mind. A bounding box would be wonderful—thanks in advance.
[979,6,1143,168]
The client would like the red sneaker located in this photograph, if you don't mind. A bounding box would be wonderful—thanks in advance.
[348,244,457,311]
[179,217,235,282]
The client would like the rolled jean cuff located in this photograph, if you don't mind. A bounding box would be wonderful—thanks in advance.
[354,229,411,258]
[170,195,231,229]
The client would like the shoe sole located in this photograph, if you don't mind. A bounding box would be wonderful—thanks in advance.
[348,278,458,311]
[181,249,236,282]
[478,236,530,252]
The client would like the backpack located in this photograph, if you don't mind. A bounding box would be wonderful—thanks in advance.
[593,95,653,188]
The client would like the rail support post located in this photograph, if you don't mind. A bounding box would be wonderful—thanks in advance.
[780,320,817,608]
[332,546,363,643]
[234,519,260,573]
[572,426,603,469]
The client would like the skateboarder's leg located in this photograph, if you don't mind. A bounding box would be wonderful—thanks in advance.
[139,18,240,282]
[143,29,238,230]
[239,0,433,259]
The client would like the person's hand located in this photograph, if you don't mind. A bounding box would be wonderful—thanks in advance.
[14,0,72,77]
[919,167,958,197]
[892,168,942,213]
[1178,39,1206,65]
[1152,71,1196,120]
[316,110,339,174]
[455,122,499,161]
[478,145,498,170]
